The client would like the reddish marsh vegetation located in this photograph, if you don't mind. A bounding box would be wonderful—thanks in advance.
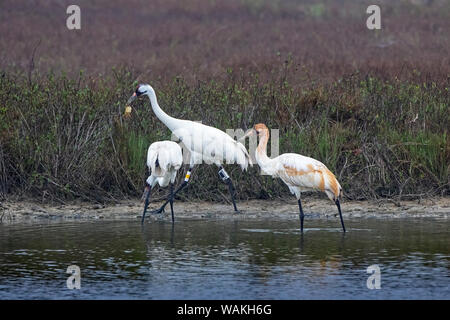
[0,0,448,203]
[1,0,449,82]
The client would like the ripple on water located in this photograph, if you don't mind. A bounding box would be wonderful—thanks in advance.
[0,219,448,299]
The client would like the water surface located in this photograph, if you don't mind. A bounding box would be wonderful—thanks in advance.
[0,218,448,299]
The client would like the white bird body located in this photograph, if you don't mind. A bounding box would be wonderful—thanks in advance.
[252,124,341,202]
[129,83,252,214]
[146,141,183,188]
[248,123,345,232]
[139,85,251,170]
[258,152,342,202]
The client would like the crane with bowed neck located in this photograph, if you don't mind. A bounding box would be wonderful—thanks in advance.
[141,141,183,224]
[126,84,252,215]
[243,123,346,233]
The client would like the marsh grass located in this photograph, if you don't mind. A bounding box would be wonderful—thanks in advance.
[0,67,448,203]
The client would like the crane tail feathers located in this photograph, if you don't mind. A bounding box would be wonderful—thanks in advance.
[147,142,183,177]
[323,168,342,201]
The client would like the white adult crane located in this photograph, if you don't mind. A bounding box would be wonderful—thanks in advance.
[126,84,252,213]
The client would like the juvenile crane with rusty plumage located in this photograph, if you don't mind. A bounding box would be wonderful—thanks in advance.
[244,123,346,233]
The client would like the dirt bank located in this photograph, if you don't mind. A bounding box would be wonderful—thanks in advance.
[1,197,449,223]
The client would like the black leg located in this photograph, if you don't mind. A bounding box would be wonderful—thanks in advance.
[226,178,239,212]
[335,199,346,233]
[151,167,192,214]
[218,167,239,213]
[169,183,175,223]
[141,186,151,225]
[298,198,305,233]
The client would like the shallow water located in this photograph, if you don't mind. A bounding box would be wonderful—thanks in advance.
[0,218,449,299]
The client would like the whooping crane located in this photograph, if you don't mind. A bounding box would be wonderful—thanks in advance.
[126,84,252,213]
[243,123,346,233]
[141,141,183,224]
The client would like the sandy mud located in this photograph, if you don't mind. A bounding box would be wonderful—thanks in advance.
[1,197,449,223]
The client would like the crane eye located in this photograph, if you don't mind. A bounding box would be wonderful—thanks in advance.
[135,87,146,96]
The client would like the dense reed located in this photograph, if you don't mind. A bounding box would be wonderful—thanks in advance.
[0,0,448,203]
[0,68,448,203]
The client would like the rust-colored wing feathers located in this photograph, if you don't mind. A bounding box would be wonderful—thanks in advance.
[276,154,341,201]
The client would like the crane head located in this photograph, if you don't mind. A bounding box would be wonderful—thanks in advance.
[125,84,151,116]
[253,123,268,136]
[241,123,268,140]
[127,84,149,104]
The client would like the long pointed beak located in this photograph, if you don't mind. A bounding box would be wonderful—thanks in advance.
[124,93,137,117]
[127,92,137,105]
[239,128,256,142]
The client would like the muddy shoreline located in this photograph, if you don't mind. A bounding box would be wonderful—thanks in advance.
[1,197,449,223]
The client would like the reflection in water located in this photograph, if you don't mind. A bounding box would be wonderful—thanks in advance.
[0,218,449,299]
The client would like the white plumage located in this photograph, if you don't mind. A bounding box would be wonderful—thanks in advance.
[266,153,342,202]
[127,83,252,213]
[139,140,183,224]
[130,84,252,170]
[244,123,346,232]
[171,122,252,170]
[146,141,183,188]
[249,124,342,202]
